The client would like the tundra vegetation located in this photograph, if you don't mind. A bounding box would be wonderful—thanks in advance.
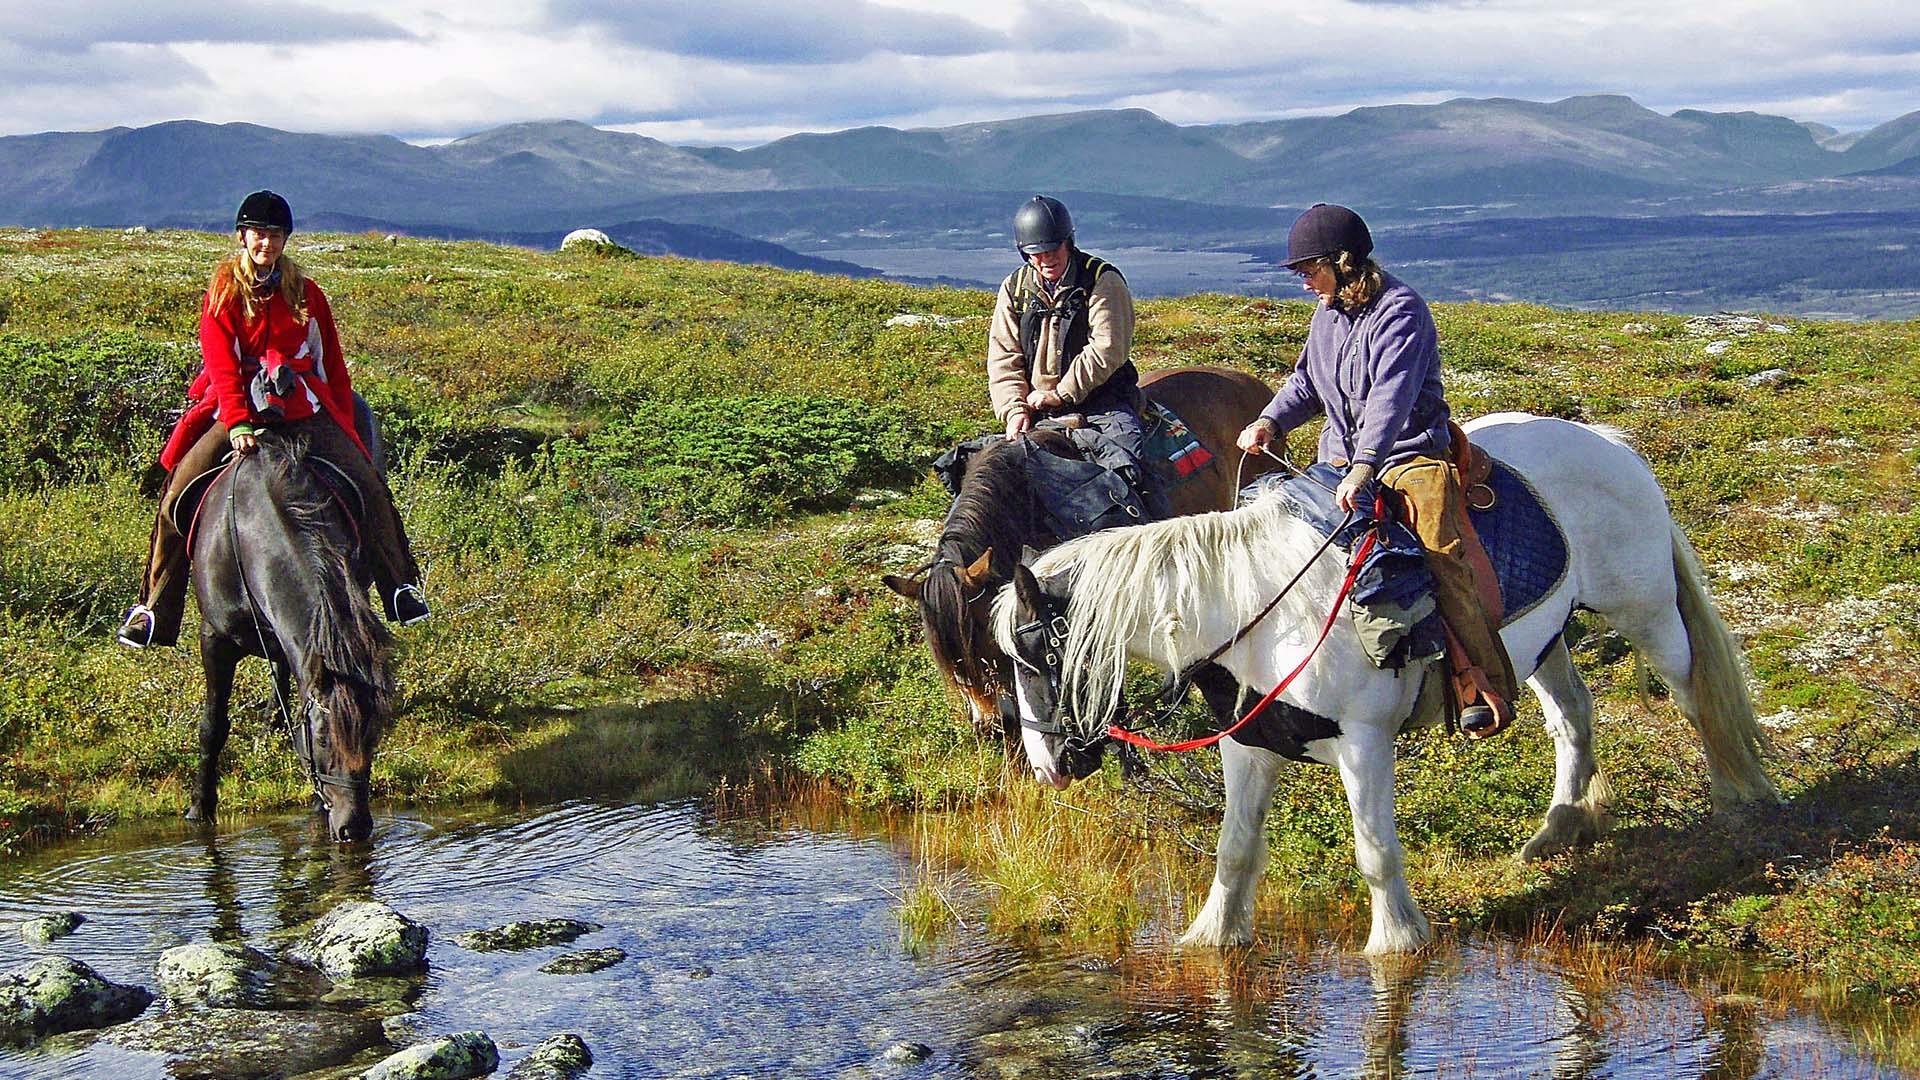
[3,229,1918,1038]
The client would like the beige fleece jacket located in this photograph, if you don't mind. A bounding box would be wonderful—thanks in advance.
[985,263,1135,422]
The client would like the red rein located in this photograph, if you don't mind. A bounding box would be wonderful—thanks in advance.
[1106,529,1379,754]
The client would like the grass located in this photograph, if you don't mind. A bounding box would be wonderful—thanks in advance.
[3,226,1920,1016]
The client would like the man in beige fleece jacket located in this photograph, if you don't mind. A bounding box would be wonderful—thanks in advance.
[985,196,1155,504]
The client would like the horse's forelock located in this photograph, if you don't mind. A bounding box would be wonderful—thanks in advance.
[920,561,986,691]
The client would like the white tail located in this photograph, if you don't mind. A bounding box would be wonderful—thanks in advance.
[1670,523,1779,806]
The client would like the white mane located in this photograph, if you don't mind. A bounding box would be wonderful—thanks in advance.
[990,489,1343,733]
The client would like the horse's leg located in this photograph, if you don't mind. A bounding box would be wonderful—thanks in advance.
[189,636,243,823]
[1520,639,1612,861]
[1604,531,1776,809]
[1332,724,1431,954]
[1179,736,1281,948]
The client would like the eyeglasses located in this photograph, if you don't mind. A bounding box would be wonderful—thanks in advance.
[1290,261,1321,278]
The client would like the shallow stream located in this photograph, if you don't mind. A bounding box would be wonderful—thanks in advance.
[0,799,1910,1078]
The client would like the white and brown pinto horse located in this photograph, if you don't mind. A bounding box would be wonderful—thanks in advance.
[993,414,1777,954]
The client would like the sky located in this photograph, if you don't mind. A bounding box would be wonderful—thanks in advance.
[1,0,1915,144]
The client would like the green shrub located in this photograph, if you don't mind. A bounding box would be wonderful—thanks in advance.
[0,331,195,489]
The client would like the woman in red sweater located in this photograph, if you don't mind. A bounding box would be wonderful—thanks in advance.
[118,190,428,648]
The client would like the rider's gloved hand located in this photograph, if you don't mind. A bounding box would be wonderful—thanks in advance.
[1004,409,1033,439]
[1336,462,1376,511]
[1236,418,1276,454]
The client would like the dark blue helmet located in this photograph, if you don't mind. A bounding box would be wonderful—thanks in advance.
[235,190,293,234]
[1285,203,1370,266]
[1013,195,1073,255]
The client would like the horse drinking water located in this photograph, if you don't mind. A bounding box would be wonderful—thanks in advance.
[994,414,1776,954]
[885,366,1279,753]
[185,429,394,842]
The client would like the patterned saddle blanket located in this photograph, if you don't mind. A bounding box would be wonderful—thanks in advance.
[1242,456,1568,667]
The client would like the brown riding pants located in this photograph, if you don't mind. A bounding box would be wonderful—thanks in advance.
[137,415,422,646]
[1378,456,1518,714]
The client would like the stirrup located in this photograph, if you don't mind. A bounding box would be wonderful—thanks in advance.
[1458,694,1513,740]
[390,584,430,626]
[117,604,156,649]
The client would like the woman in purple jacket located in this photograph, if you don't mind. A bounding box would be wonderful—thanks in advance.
[1236,204,1516,738]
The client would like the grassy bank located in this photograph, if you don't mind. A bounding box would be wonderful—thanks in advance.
[3,227,1919,1003]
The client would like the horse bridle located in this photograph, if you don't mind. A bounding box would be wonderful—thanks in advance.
[224,450,368,804]
[1008,591,1113,765]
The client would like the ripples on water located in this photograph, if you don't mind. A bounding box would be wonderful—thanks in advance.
[0,801,1907,1078]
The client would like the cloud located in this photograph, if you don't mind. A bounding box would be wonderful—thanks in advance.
[0,1,413,52]
[546,0,1006,64]
[1008,0,1133,52]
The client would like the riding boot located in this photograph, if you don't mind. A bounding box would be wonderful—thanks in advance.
[1380,456,1518,738]
[295,416,427,623]
[127,423,233,648]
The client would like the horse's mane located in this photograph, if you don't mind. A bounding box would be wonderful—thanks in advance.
[921,434,1061,694]
[990,489,1338,733]
[255,433,393,769]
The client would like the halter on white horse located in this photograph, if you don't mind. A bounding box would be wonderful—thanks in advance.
[993,413,1777,954]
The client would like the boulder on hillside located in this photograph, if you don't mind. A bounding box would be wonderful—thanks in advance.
[104,1006,387,1079]
[455,918,602,952]
[506,1032,593,1079]
[560,228,631,256]
[0,956,153,1044]
[362,1029,499,1080]
[157,941,329,1009]
[289,901,428,980]
[19,912,84,944]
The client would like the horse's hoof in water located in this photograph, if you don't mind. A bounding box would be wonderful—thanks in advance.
[184,803,211,823]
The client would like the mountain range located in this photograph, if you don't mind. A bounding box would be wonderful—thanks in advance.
[5,94,1918,314]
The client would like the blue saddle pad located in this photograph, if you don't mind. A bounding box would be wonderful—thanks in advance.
[1242,456,1568,656]
[1468,456,1568,625]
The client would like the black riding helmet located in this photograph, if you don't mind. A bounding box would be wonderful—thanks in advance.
[1013,195,1073,255]
[235,190,294,234]
[1284,203,1370,266]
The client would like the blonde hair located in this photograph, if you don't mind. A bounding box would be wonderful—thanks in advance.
[1330,250,1385,312]
[207,244,308,324]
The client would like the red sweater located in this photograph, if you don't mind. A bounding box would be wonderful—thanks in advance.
[160,276,368,470]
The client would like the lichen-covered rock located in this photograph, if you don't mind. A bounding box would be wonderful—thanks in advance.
[158,941,326,1009]
[455,918,601,952]
[0,956,153,1044]
[20,912,83,944]
[559,228,629,256]
[537,948,625,975]
[104,1006,386,1077]
[506,1032,593,1079]
[362,1029,499,1080]
[289,901,428,979]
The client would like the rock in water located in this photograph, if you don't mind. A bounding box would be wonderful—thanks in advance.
[455,918,602,952]
[105,1007,386,1076]
[158,941,327,1009]
[506,1032,593,1079]
[20,912,83,944]
[289,901,428,979]
[537,948,625,975]
[0,956,153,1044]
[362,1029,499,1080]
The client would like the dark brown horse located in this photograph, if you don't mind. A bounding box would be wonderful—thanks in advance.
[884,365,1278,741]
[185,429,393,842]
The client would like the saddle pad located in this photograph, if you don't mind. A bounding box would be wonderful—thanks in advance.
[1141,400,1214,488]
[1467,456,1569,626]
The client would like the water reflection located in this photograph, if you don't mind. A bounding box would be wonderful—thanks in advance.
[0,801,1909,1079]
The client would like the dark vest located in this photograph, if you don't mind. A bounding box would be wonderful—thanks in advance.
[1012,250,1136,407]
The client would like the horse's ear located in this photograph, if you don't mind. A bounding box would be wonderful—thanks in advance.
[959,549,994,590]
[1014,564,1045,615]
[1019,545,1041,565]
[881,573,923,600]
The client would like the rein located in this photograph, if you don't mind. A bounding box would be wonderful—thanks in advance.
[1103,446,1379,754]
[223,449,366,801]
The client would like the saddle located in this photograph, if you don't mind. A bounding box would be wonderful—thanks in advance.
[171,451,369,550]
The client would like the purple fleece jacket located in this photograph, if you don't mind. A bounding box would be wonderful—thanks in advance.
[1260,272,1452,470]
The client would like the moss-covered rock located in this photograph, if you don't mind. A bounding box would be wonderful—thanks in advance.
[0,955,153,1044]
[289,901,429,979]
[18,912,83,944]
[455,917,601,952]
[536,948,625,975]
[103,1006,387,1078]
[506,1032,593,1079]
[362,1029,499,1080]
[157,941,329,1009]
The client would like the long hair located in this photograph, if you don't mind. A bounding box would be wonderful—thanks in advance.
[207,249,309,324]
[1331,250,1386,312]
[258,434,393,771]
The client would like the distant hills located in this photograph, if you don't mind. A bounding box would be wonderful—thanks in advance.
[4,95,1918,314]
